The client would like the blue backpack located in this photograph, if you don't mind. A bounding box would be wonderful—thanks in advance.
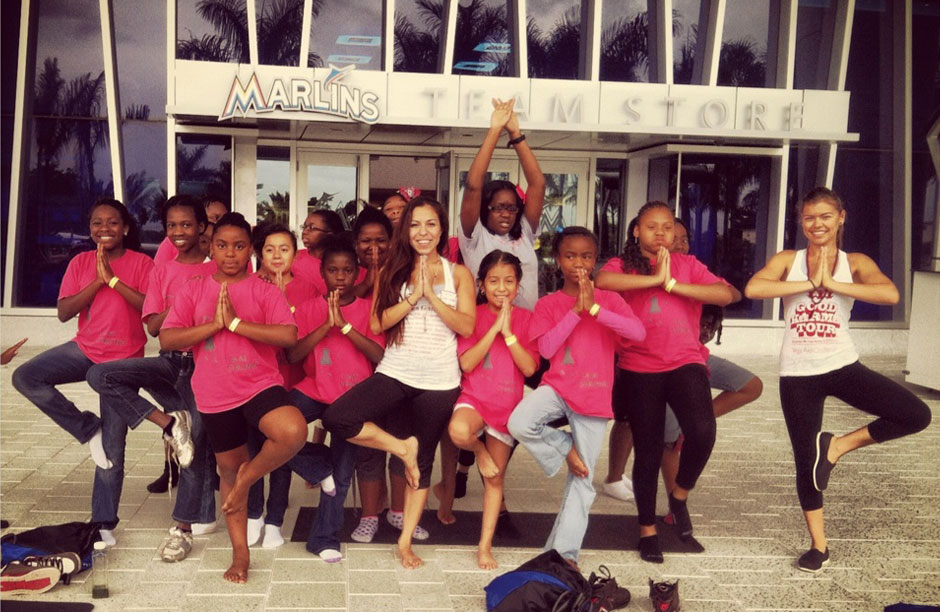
[485,550,592,612]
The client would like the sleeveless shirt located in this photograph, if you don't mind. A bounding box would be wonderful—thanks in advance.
[780,249,859,376]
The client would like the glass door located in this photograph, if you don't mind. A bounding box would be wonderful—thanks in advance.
[296,152,360,231]
[537,159,589,295]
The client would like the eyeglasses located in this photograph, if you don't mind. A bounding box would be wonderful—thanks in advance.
[301,224,331,233]
[488,205,520,214]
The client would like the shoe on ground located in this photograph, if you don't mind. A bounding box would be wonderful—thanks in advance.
[454,471,468,499]
[164,411,194,469]
[495,511,521,540]
[588,565,631,610]
[159,526,193,562]
[247,517,264,546]
[813,432,835,492]
[638,534,664,564]
[797,547,830,573]
[601,477,635,502]
[386,510,429,540]
[147,460,179,494]
[667,493,693,541]
[261,524,285,549]
[23,552,81,585]
[649,578,680,612]
[350,516,379,543]
[1,561,61,595]
[191,520,217,536]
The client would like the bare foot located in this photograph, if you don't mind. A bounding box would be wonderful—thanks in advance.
[475,448,500,479]
[565,446,589,478]
[436,508,456,525]
[432,483,456,525]
[477,548,498,570]
[222,463,251,515]
[223,551,250,583]
[401,437,420,490]
[397,542,424,569]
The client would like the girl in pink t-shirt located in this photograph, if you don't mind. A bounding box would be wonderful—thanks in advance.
[160,213,309,584]
[13,198,152,472]
[293,209,344,294]
[448,250,539,569]
[596,201,734,564]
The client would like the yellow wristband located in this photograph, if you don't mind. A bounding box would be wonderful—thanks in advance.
[340,322,353,336]
[228,317,241,333]
[588,303,601,317]
[107,276,120,289]
[665,278,677,293]
[504,334,518,347]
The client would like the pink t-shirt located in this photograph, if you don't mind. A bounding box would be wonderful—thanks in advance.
[162,274,295,413]
[292,251,326,296]
[602,253,725,373]
[530,289,637,419]
[292,297,385,404]
[154,237,178,266]
[59,250,153,364]
[457,304,538,434]
[142,259,217,321]
[444,236,461,264]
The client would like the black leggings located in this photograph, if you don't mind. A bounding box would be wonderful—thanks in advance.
[779,361,931,511]
[322,373,460,489]
[617,364,717,526]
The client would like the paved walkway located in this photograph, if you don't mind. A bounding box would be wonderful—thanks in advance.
[1,349,938,611]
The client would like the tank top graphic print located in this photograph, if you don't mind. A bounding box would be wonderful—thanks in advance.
[779,249,858,376]
[376,260,461,390]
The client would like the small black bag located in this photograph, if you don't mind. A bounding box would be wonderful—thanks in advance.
[485,550,592,612]
[1,521,102,576]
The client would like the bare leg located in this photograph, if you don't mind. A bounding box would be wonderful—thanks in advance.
[449,408,499,478]
[433,430,458,525]
[477,435,512,570]
[829,425,875,464]
[222,405,307,515]
[397,487,430,569]
[803,508,826,552]
[566,445,588,478]
[712,377,763,418]
[349,423,420,489]
[145,409,173,429]
[390,473,406,513]
[216,446,251,583]
[605,420,633,483]
[359,478,385,517]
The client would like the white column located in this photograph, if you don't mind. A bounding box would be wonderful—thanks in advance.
[99,0,124,202]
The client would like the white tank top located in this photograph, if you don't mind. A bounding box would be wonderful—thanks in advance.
[779,249,859,376]
[376,260,461,389]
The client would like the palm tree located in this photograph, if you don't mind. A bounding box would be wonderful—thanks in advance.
[529,6,580,79]
[600,12,649,82]
[394,0,444,73]
[717,39,766,87]
[452,0,511,76]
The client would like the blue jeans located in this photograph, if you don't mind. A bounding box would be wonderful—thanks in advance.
[12,341,102,443]
[247,389,331,526]
[86,352,217,527]
[507,385,609,562]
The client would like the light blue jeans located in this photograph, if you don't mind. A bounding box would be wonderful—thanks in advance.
[507,385,609,562]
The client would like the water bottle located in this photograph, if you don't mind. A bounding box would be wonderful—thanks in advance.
[91,541,109,599]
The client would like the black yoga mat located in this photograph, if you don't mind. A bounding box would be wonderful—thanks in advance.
[1,603,94,612]
[290,508,704,553]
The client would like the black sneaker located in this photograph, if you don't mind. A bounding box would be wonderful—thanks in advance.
[588,565,631,611]
[147,460,180,494]
[813,432,835,491]
[797,547,829,573]
[454,471,468,499]
[668,493,693,540]
[638,534,664,564]
[23,552,82,585]
[649,578,680,612]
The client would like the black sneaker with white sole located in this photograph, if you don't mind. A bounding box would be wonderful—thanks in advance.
[797,547,830,573]
[813,432,835,492]
[649,578,680,612]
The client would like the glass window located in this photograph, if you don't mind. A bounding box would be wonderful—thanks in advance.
[124,122,167,258]
[911,0,940,272]
[395,0,444,73]
[600,0,649,82]
[176,0,248,62]
[793,0,835,90]
[677,155,773,319]
[256,0,306,66]
[176,134,231,204]
[114,0,166,118]
[527,0,581,79]
[672,0,702,84]
[784,145,821,250]
[453,0,514,76]
[717,0,769,87]
[257,146,290,225]
[305,165,358,224]
[537,172,579,295]
[307,0,383,70]
[595,159,624,263]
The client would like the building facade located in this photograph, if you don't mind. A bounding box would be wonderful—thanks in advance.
[2,0,938,343]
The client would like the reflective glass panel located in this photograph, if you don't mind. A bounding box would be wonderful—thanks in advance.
[793,0,835,90]
[453,0,514,76]
[124,121,167,258]
[114,0,166,118]
[257,146,291,225]
[717,0,769,87]
[177,0,248,62]
[595,159,624,262]
[672,0,702,84]
[395,0,445,72]
[176,134,232,203]
[257,0,306,66]
[307,0,383,69]
[537,172,578,295]
[600,0,649,82]
[911,0,940,271]
[305,164,358,227]
[1,0,21,298]
[527,0,581,79]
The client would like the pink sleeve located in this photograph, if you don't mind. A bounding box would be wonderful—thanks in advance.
[58,254,86,299]
[457,323,482,355]
[537,310,581,359]
[600,257,625,274]
[154,238,178,266]
[162,284,196,329]
[596,304,646,342]
[134,255,154,295]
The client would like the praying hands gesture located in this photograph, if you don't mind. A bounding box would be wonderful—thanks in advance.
[96,244,115,287]
[572,269,596,314]
[215,283,238,331]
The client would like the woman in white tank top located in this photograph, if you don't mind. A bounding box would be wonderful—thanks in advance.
[320,196,476,569]
[746,187,930,573]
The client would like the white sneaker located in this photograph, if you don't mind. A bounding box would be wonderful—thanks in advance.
[261,524,284,549]
[601,477,635,502]
[191,520,217,536]
[158,527,193,562]
[246,517,264,546]
[164,411,194,469]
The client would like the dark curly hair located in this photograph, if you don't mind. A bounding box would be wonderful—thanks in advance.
[619,201,672,274]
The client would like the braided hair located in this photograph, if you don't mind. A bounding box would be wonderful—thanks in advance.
[619,201,672,274]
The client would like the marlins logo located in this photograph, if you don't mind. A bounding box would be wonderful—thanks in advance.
[219,64,380,124]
